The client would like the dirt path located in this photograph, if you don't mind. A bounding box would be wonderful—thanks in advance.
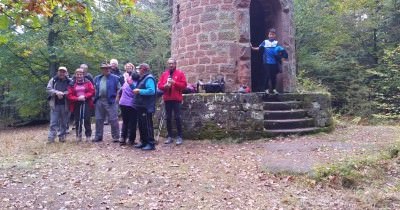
[263,125,400,173]
[0,125,399,209]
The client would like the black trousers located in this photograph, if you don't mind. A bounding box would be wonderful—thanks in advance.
[164,100,183,138]
[73,101,92,137]
[137,107,155,146]
[120,105,137,142]
[262,63,279,90]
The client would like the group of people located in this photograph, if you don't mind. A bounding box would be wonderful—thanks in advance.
[46,28,287,151]
[46,58,187,151]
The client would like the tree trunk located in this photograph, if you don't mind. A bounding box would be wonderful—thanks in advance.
[48,15,59,78]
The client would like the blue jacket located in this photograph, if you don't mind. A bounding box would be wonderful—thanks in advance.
[133,73,156,113]
[259,40,288,64]
[94,74,120,105]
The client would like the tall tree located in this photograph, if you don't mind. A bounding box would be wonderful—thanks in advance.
[0,0,171,124]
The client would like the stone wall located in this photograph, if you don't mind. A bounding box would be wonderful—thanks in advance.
[171,0,296,92]
[156,93,332,140]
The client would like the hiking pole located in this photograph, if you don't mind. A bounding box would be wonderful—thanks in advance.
[156,101,165,143]
[77,102,84,141]
[82,101,86,141]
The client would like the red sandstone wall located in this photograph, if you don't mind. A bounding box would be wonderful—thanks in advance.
[171,0,296,92]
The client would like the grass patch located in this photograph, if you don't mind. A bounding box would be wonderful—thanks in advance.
[312,141,400,189]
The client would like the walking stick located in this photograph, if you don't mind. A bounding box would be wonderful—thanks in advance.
[156,101,165,143]
[82,101,86,140]
[77,101,84,141]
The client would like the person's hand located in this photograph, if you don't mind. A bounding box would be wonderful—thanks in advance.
[56,91,64,99]
[164,83,171,89]
[133,88,140,95]
[167,77,175,85]
[78,95,85,101]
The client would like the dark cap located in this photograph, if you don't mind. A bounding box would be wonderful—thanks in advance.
[100,62,110,68]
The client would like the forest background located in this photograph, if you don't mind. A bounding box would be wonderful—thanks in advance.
[0,0,399,126]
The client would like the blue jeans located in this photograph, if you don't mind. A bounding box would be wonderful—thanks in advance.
[95,98,120,140]
[48,104,69,141]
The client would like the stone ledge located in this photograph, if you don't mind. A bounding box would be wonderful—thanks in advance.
[155,92,333,140]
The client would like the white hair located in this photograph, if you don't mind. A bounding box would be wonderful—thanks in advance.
[110,59,118,65]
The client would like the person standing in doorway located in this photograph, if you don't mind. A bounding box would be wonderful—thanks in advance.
[251,28,288,94]
[157,58,187,145]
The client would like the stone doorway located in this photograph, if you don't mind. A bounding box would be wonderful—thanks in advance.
[250,0,282,92]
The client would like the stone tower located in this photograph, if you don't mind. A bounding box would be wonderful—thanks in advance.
[171,0,296,92]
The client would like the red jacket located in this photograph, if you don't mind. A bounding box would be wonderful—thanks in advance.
[67,80,95,112]
[157,69,187,102]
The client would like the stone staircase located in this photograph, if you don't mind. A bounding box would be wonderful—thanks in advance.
[263,94,320,136]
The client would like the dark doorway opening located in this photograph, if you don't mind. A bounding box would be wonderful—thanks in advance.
[250,0,280,92]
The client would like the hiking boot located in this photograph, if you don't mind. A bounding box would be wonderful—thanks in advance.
[119,138,127,145]
[47,139,55,144]
[92,137,103,142]
[272,89,279,95]
[112,138,120,143]
[141,144,155,151]
[86,136,91,142]
[59,137,66,143]
[164,137,173,144]
[76,136,82,142]
[134,143,146,149]
[265,89,270,94]
[176,137,183,145]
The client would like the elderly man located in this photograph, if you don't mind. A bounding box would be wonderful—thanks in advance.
[79,63,94,84]
[93,62,121,142]
[46,66,71,143]
[157,58,187,145]
[110,59,124,86]
[133,63,157,151]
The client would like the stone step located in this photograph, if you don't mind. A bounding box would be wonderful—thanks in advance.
[261,93,324,102]
[264,118,314,130]
[262,94,284,102]
[264,127,320,136]
[264,109,307,120]
[263,101,302,110]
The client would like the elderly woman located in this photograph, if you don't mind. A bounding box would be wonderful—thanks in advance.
[67,68,95,141]
[118,64,140,145]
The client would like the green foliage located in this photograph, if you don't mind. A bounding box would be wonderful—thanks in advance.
[295,0,400,118]
[297,70,329,93]
[0,0,170,124]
